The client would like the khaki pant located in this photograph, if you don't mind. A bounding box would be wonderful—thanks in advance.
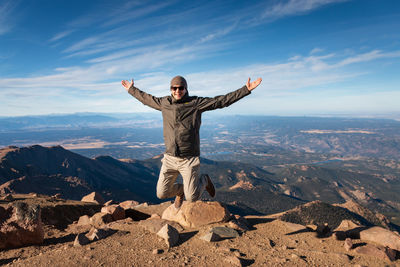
[157,154,207,202]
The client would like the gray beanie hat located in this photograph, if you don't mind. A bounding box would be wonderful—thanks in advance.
[170,75,187,88]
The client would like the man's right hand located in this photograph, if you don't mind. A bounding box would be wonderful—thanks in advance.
[122,79,134,91]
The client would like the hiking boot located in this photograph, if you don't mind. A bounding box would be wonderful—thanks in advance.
[174,192,184,209]
[204,174,216,198]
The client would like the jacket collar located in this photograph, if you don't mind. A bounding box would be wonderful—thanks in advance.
[171,92,190,104]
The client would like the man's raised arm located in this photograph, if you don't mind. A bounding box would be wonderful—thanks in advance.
[122,79,163,111]
[197,77,262,112]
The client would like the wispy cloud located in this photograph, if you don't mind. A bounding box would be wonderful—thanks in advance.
[247,0,349,25]
[49,30,74,42]
[0,0,20,35]
[2,47,398,116]
[262,0,348,19]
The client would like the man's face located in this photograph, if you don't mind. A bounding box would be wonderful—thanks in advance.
[171,85,187,100]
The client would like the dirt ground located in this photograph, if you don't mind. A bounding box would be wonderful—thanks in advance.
[1,196,400,266]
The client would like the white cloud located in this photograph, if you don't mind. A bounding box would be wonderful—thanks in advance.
[49,30,74,42]
[1,45,400,116]
[261,0,348,20]
[0,0,19,35]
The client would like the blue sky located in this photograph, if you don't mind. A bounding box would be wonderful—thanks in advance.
[1,0,400,117]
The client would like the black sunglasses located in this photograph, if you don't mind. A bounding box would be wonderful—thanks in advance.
[171,86,185,91]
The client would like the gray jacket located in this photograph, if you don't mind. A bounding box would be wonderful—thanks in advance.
[128,85,251,157]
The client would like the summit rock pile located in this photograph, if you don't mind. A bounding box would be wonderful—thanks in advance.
[1,192,400,266]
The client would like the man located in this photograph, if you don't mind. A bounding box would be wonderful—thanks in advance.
[122,75,262,209]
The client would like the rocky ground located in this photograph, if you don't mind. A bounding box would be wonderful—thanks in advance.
[1,194,400,266]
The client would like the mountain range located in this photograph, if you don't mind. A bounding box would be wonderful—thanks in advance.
[1,145,400,226]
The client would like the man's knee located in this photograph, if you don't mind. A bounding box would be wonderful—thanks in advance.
[156,189,169,200]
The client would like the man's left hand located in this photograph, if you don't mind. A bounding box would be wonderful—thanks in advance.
[246,77,262,91]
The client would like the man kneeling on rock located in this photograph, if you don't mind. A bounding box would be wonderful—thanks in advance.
[122,75,262,209]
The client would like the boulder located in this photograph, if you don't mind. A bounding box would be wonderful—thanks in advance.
[81,192,105,205]
[0,202,44,249]
[355,244,396,262]
[90,212,113,228]
[101,205,125,221]
[162,201,230,228]
[157,224,179,247]
[359,226,400,251]
[119,200,139,210]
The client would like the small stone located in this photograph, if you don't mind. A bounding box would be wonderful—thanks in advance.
[344,238,353,251]
[52,193,62,199]
[77,215,91,226]
[333,231,347,241]
[210,227,239,239]
[119,200,140,210]
[291,254,300,259]
[217,247,234,253]
[86,227,117,241]
[1,194,13,201]
[152,249,163,254]
[74,233,90,247]
[334,220,361,232]
[200,232,221,242]
[306,224,318,231]
[90,212,113,228]
[104,200,118,206]
[224,255,242,266]
[81,192,105,205]
[233,251,241,257]
[267,238,275,248]
[157,224,179,247]
[281,221,307,232]
[101,205,125,221]
[316,223,330,237]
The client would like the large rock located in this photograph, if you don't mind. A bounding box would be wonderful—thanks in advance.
[90,212,113,228]
[355,244,396,262]
[0,202,44,249]
[81,192,105,205]
[161,201,230,228]
[359,226,400,251]
[101,205,125,221]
